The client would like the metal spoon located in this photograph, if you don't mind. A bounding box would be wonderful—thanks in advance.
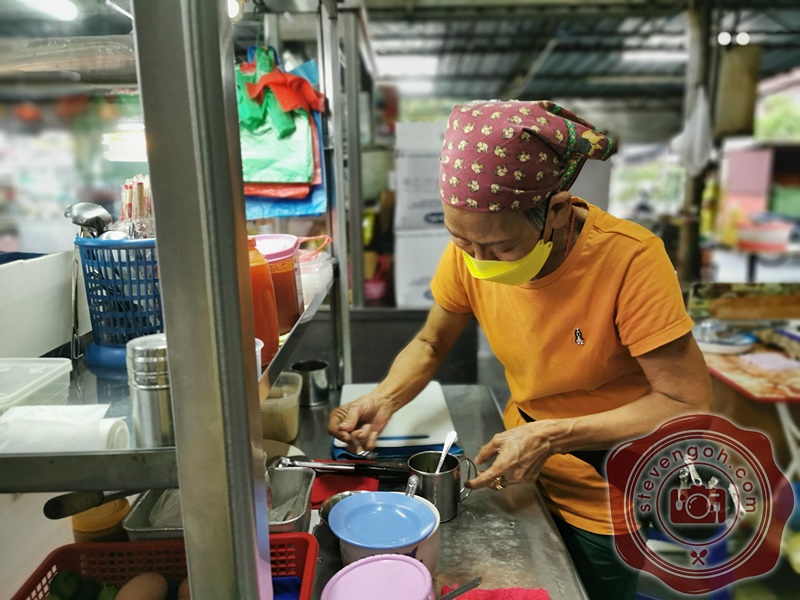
[64,202,113,237]
[439,577,482,599]
[405,474,419,497]
[99,230,130,240]
[435,430,458,474]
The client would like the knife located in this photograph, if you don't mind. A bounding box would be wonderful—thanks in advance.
[439,576,482,599]
[518,407,609,479]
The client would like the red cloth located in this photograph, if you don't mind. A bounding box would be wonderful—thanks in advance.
[439,587,550,600]
[244,182,311,198]
[247,70,325,117]
[310,473,378,509]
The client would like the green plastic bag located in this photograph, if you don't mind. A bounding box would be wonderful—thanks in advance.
[236,48,312,182]
[239,109,314,183]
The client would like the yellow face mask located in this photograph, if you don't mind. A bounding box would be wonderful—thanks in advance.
[462,238,553,286]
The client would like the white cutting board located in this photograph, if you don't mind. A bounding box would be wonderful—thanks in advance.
[333,381,456,448]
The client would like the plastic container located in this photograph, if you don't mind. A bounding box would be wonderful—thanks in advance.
[12,534,318,600]
[299,240,334,304]
[254,234,303,335]
[737,220,794,252]
[74,237,163,370]
[71,498,131,543]
[321,554,435,600]
[261,371,302,442]
[248,237,280,365]
[0,358,72,414]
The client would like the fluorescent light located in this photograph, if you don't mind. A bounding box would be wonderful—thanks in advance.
[718,32,732,46]
[736,32,750,46]
[377,56,439,78]
[24,0,78,21]
[621,50,688,62]
[388,80,435,96]
[117,122,145,132]
[228,0,242,21]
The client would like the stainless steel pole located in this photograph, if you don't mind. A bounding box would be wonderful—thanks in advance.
[131,1,272,597]
[343,10,365,309]
[320,2,353,384]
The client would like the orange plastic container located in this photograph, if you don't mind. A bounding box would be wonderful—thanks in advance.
[254,235,304,335]
[13,533,319,600]
[248,237,280,366]
[71,498,131,543]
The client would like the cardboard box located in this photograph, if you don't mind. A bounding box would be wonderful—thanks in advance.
[394,151,444,229]
[395,122,446,153]
[0,252,90,358]
[394,229,451,309]
[570,159,612,211]
[394,122,447,230]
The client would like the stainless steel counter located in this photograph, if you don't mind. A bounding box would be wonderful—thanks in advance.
[295,384,587,600]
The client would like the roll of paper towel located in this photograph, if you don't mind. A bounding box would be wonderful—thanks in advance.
[0,404,130,453]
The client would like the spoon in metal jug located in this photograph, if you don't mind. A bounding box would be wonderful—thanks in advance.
[435,430,458,474]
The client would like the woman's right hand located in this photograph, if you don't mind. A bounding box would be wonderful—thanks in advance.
[328,390,395,451]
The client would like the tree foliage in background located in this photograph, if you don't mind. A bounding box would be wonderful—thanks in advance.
[755,93,800,142]
[400,97,468,122]
[608,153,685,217]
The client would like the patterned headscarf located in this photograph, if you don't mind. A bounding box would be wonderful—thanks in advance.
[439,100,616,213]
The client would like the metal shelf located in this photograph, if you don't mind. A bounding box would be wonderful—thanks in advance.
[0,285,332,494]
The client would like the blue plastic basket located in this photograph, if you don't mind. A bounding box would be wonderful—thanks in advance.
[75,237,163,369]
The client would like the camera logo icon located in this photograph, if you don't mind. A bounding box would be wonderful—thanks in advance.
[670,484,727,525]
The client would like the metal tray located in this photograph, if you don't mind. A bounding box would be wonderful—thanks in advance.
[267,466,315,534]
[123,488,184,540]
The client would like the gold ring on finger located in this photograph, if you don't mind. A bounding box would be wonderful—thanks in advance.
[491,477,506,491]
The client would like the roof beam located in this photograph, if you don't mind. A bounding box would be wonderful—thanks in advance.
[370,29,799,41]
[501,37,559,99]
[368,6,684,21]
[374,41,800,55]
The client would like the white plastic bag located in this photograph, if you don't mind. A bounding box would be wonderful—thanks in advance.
[149,489,183,528]
[670,87,713,177]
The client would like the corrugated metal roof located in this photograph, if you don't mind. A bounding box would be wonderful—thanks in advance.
[369,2,800,141]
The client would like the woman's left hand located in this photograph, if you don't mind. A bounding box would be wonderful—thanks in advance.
[465,422,553,490]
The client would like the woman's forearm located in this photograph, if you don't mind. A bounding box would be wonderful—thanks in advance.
[374,335,449,411]
[539,390,707,454]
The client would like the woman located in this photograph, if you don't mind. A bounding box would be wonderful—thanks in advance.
[329,100,711,599]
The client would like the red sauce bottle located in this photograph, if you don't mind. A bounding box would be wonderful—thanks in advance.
[248,237,279,366]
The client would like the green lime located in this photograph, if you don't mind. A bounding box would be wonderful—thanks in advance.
[49,570,81,599]
[73,580,102,600]
[97,584,119,600]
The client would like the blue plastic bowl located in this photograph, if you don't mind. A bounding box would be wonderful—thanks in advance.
[328,491,436,549]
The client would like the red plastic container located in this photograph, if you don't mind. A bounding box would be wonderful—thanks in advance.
[254,234,304,335]
[249,237,280,365]
[13,533,318,600]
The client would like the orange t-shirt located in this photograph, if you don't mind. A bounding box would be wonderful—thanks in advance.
[430,199,694,535]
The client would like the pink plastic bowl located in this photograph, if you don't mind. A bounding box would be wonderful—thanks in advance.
[321,554,434,600]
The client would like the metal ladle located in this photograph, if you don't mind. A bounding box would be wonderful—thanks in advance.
[64,202,113,237]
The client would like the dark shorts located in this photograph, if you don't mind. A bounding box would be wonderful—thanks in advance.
[554,516,645,600]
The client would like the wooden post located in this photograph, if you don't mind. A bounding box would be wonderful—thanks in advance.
[677,0,711,286]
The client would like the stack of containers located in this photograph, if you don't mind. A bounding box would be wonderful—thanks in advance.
[393,122,450,308]
[0,358,72,414]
